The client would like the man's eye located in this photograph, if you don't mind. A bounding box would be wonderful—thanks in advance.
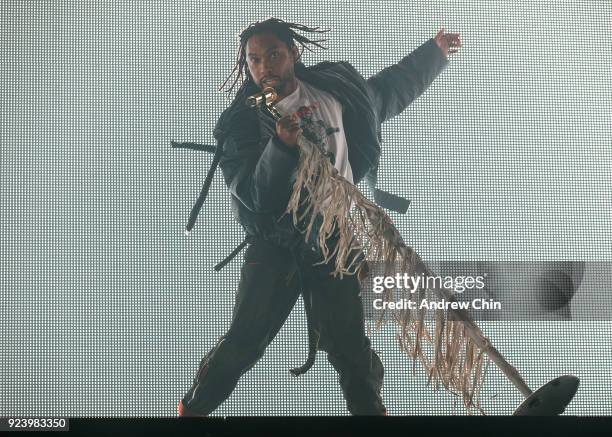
[270,52,279,58]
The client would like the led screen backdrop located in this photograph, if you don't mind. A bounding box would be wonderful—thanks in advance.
[1,0,611,416]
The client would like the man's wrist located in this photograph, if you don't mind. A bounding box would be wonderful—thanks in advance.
[273,135,299,152]
[430,37,449,61]
[271,135,299,157]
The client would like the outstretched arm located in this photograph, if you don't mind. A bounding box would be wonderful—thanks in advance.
[366,27,461,124]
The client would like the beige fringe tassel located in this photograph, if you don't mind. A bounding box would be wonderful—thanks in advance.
[280,134,491,414]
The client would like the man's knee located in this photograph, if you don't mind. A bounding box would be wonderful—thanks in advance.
[186,335,265,402]
[183,335,267,415]
[206,335,266,377]
[327,348,384,383]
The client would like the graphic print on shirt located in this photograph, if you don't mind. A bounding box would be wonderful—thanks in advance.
[294,103,340,164]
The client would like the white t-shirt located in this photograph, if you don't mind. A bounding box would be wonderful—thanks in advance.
[274,79,354,185]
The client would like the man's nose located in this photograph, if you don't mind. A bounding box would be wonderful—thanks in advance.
[261,59,273,74]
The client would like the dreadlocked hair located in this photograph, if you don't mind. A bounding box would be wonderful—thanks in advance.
[218,18,331,95]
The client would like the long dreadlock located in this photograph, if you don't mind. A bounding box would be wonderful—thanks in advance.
[218,18,331,94]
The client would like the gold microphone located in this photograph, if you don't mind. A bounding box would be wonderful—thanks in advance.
[246,87,278,108]
[246,87,282,120]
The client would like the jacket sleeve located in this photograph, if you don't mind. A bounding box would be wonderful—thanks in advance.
[366,38,449,124]
[218,129,300,215]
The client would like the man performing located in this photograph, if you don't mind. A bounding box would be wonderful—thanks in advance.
[178,17,461,416]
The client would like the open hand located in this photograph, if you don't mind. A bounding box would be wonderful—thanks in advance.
[434,27,462,59]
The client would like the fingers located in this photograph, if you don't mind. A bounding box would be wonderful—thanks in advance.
[279,114,300,130]
[449,35,462,46]
[436,28,462,49]
[288,121,301,133]
[443,32,462,53]
[437,27,461,41]
[276,114,302,147]
[281,113,299,124]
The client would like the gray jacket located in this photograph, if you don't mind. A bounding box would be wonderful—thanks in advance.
[211,38,449,264]
[175,38,449,269]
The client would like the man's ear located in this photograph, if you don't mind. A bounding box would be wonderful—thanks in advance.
[292,46,301,63]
